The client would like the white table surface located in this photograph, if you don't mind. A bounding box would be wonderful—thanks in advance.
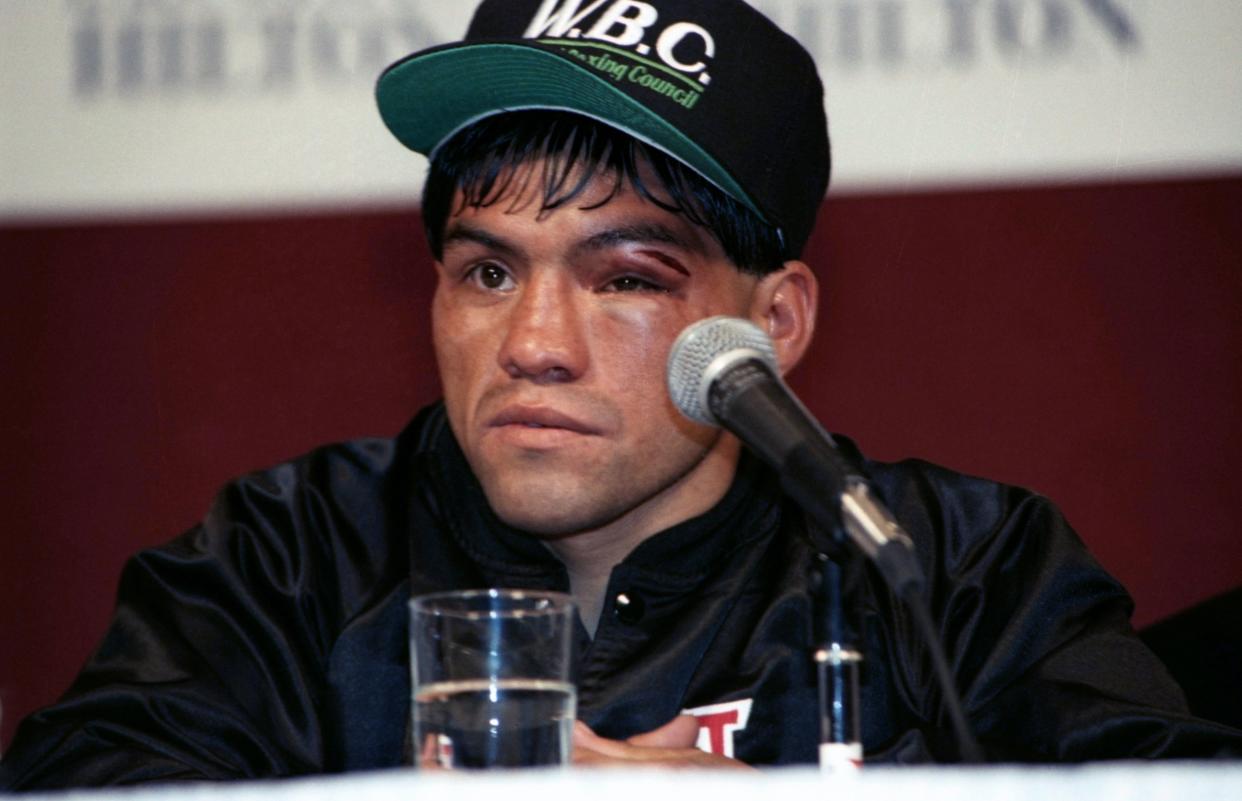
[20,762,1242,801]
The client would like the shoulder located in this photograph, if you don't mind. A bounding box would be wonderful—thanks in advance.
[216,403,446,507]
[859,445,1050,532]
[204,403,447,529]
[843,438,1127,605]
[853,440,1063,542]
[138,404,450,609]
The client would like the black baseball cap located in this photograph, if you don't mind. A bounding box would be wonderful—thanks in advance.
[376,0,830,258]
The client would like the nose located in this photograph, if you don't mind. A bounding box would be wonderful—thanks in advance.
[498,272,588,383]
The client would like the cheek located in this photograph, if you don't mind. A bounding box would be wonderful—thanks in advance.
[430,289,458,377]
[592,306,703,435]
[597,297,742,379]
[594,306,680,381]
[431,288,492,409]
[598,311,721,456]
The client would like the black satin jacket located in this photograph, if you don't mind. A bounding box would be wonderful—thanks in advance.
[3,404,1238,787]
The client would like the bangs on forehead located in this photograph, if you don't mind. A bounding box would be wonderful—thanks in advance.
[451,115,689,221]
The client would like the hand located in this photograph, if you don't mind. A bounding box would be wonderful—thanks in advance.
[572,715,755,769]
[417,733,448,770]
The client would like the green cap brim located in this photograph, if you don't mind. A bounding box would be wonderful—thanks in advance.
[375,42,759,220]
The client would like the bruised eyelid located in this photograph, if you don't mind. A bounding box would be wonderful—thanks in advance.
[638,248,691,276]
[575,225,698,270]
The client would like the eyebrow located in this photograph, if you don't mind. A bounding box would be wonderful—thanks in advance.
[441,222,522,259]
[576,223,695,254]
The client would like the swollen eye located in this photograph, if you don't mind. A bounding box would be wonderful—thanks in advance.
[608,275,662,292]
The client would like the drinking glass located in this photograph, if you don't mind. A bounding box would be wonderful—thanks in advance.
[409,589,576,769]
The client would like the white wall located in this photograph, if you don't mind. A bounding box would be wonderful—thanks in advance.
[1,0,1239,219]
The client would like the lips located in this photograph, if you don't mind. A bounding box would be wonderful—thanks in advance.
[487,405,602,436]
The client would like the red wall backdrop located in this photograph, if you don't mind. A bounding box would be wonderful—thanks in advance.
[2,174,1240,749]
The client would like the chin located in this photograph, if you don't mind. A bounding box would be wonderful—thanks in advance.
[482,480,621,539]
[490,499,601,539]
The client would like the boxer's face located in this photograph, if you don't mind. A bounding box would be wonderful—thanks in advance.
[431,161,759,542]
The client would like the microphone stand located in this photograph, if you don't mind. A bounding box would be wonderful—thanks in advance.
[811,546,863,773]
[796,472,984,766]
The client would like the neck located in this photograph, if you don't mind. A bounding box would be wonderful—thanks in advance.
[543,438,741,635]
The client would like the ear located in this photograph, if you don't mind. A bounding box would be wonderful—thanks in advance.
[748,260,819,376]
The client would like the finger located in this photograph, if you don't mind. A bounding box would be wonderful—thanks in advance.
[627,714,701,749]
[572,745,619,766]
[419,733,446,770]
[573,720,635,759]
[571,716,754,770]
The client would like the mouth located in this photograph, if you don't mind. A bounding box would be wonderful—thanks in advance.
[487,405,603,437]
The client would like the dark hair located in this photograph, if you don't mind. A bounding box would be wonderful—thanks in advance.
[421,111,787,276]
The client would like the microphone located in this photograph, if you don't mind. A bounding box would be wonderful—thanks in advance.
[666,316,923,595]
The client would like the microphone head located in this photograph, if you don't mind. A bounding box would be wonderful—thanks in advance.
[666,316,779,426]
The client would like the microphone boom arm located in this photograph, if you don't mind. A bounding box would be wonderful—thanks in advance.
[709,358,924,595]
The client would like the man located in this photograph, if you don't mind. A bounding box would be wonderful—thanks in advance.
[2,0,1238,788]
